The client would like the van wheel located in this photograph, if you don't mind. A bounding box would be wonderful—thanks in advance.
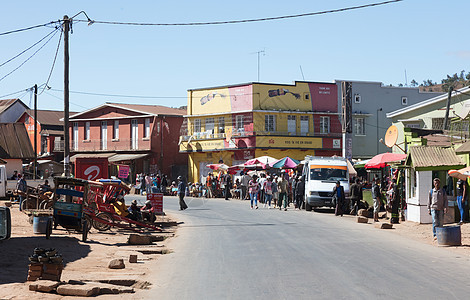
[305,202,312,211]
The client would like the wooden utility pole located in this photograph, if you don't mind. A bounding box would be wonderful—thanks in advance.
[33,84,37,179]
[63,15,70,176]
[443,86,453,131]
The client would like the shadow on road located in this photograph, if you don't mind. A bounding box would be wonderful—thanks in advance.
[0,236,90,284]
[182,223,276,228]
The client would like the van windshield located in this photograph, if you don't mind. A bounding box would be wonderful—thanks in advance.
[310,168,347,181]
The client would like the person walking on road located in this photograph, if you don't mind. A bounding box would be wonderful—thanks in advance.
[224,173,232,200]
[295,175,305,210]
[278,173,289,211]
[240,171,250,200]
[332,181,345,216]
[272,175,279,208]
[428,178,448,239]
[263,176,274,208]
[456,178,467,224]
[390,179,400,224]
[16,174,27,211]
[371,178,382,222]
[349,178,362,215]
[249,175,259,209]
[177,176,188,211]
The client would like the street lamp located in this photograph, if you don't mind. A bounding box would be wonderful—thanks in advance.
[377,108,382,154]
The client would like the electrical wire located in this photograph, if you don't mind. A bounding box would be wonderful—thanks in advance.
[39,29,63,95]
[0,89,29,99]
[0,27,60,83]
[0,27,59,68]
[75,0,402,26]
[43,90,91,110]
[49,88,187,99]
[0,21,61,36]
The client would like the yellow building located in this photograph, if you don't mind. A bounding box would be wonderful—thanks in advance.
[180,81,343,183]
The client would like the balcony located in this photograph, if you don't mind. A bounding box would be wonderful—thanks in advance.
[181,129,341,141]
[54,140,64,152]
[72,138,151,152]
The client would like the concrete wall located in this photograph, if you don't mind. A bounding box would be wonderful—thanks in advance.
[336,80,442,159]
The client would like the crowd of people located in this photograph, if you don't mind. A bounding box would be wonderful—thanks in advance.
[134,173,169,195]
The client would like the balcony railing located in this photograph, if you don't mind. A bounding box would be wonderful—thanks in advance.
[71,138,151,152]
[54,140,64,152]
[181,129,341,141]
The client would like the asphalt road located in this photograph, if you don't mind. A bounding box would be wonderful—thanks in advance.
[132,195,470,300]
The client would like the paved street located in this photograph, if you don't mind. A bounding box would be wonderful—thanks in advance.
[133,195,470,300]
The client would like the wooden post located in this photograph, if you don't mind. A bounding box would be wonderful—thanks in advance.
[63,15,70,177]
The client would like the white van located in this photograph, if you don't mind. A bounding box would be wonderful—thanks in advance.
[302,156,350,211]
[0,165,6,198]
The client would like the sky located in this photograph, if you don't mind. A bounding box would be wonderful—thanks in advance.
[0,0,469,112]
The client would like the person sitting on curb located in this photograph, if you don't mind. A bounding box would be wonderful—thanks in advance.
[141,200,156,223]
[128,199,142,221]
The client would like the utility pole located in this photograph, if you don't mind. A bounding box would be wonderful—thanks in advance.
[33,84,37,180]
[443,86,453,131]
[376,108,382,154]
[63,15,70,176]
[253,49,265,82]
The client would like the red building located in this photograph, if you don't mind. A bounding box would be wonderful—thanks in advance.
[69,103,187,181]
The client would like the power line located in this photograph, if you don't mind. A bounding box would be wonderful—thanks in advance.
[0,28,60,83]
[0,21,61,36]
[49,88,187,99]
[0,27,59,68]
[0,89,28,99]
[43,90,90,109]
[39,29,63,95]
[75,0,402,26]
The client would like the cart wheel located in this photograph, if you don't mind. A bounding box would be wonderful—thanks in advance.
[45,218,52,239]
[82,220,88,242]
[41,200,53,210]
[84,215,93,232]
[93,212,112,231]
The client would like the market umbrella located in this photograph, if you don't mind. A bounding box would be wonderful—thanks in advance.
[448,169,467,181]
[206,163,229,172]
[455,166,470,177]
[244,156,277,169]
[270,156,300,169]
[365,152,407,169]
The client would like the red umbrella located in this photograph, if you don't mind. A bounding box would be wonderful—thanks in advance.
[365,153,407,169]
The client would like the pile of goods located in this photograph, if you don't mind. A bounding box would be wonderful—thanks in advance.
[27,248,64,281]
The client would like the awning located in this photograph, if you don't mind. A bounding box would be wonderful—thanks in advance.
[405,146,465,171]
[455,141,470,154]
[40,129,64,136]
[69,153,116,163]
[108,153,148,162]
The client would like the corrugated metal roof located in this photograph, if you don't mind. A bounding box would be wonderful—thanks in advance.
[0,123,34,159]
[406,146,465,168]
[25,109,77,126]
[69,153,116,163]
[0,99,20,114]
[108,153,148,162]
[455,141,470,154]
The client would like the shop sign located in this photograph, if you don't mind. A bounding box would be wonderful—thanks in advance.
[256,136,322,149]
[147,193,163,213]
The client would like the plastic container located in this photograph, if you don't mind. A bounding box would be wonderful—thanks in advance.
[33,216,51,234]
[436,225,461,246]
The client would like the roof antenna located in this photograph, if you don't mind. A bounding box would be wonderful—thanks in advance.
[300,65,305,81]
[404,69,408,87]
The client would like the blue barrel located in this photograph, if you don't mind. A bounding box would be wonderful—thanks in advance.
[436,225,461,246]
[33,216,51,234]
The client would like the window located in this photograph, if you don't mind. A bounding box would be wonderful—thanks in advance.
[101,121,107,150]
[300,116,309,135]
[85,122,90,140]
[354,94,361,103]
[287,115,296,134]
[401,96,408,106]
[320,116,330,134]
[205,118,215,133]
[265,115,276,132]
[113,120,119,140]
[218,117,225,134]
[73,122,78,150]
[144,118,150,138]
[305,94,310,100]
[236,115,244,130]
[131,119,138,149]
[194,119,201,133]
[354,118,365,135]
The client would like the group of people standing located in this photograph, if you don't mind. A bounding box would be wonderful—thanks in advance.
[134,173,169,195]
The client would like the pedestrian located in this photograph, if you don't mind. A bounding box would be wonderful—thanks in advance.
[278,172,289,211]
[249,175,259,209]
[332,181,345,216]
[16,174,27,211]
[206,173,213,198]
[177,176,188,210]
[258,173,267,204]
[428,178,447,239]
[272,175,279,208]
[145,174,152,194]
[11,170,18,180]
[224,173,232,200]
[349,178,362,215]
[295,175,305,210]
[390,179,400,224]
[240,171,250,200]
[371,178,382,222]
[263,176,274,208]
[456,178,467,224]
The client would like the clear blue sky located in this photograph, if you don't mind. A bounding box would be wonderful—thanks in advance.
[0,0,468,111]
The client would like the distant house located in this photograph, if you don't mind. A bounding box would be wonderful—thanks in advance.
[0,99,28,123]
[68,102,187,181]
[16,109,75,162]
[0,123,35,178]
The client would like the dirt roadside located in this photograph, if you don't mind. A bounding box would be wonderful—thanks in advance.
[0,200,177,300]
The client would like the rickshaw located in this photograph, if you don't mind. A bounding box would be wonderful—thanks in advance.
[87,179,162,232]
[45,177,101,242]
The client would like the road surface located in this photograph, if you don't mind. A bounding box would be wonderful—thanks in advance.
[134,195,470,300]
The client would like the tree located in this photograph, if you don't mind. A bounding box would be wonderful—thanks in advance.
[410,79,418,87]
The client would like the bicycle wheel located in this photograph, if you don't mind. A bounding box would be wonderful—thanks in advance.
[92,212,113,231]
